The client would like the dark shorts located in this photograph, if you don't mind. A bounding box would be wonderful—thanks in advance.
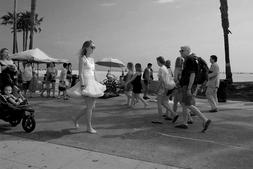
[58,81,66,91]
[181,85,196,106]
[58,86,66,91]
[166,87,175,96]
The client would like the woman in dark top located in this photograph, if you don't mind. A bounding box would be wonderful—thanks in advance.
[125,63,148,108]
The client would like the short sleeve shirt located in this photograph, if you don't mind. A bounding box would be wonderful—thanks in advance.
[180,55,198,86]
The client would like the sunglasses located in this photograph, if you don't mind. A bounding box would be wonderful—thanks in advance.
[179,50,184,53]
[90,46,96,50]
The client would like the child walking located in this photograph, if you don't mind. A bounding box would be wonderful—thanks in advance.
[125,63,148,108]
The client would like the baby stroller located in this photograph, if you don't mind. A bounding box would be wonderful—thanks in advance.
[0,65,36,133]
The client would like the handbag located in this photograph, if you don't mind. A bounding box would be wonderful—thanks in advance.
[164,75,176,90]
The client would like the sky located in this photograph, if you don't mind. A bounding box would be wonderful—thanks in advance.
[0,0,253,73]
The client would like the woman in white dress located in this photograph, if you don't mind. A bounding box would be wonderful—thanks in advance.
[68,40,106,134]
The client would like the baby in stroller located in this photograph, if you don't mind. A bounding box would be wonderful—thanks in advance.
[0,65,36,132]
[2,85,26,106]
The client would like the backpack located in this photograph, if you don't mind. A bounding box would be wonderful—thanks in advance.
[194,57,209,85]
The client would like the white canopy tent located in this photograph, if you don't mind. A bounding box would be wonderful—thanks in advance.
[11,48,69,63]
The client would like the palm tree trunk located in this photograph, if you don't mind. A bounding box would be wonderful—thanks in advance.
[220,0,233,84]
[25,29,28,50]
[13,0,17,53]
[23,30,26,51]
[29,0,36,49]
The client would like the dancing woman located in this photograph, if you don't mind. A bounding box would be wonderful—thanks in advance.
[68,40,106,134]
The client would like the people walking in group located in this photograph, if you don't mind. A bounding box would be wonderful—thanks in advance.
[175,46,211,132]
[206,55,220,112]
[69,40,106,134]
[125,63,148,108]
[152,56,178,124]
[123,62,134,106]
[143,63,153,100]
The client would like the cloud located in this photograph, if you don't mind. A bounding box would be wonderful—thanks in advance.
[99,2,116,7]
[154,0,176,4]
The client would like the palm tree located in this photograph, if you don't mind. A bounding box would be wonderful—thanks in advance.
[18,11,43,51]
[1,12,21,52]
[29,0,37,49]
[1,11,43,51]
[220,0,233,83]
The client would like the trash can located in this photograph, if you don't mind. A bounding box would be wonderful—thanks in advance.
[217,79,227,102]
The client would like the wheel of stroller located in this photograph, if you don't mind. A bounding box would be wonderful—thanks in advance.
[9,118,22,127]
[22,116,36,133]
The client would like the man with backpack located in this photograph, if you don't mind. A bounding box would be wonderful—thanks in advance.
[175,46,211,132]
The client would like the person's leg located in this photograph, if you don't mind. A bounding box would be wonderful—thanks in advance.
[57,89,61,98]
[72,105,87,128]
[86,97,96,133]
[188,105,211,132]
[162,96,176,117]
[130,93,136,107]
[124,91,132,106]
[206,87,217,111]
[46,82,51,97]
[52,82,56,97]
[136,94,148,107]
[143,82,148,98]
[156,95,163,119]
[175,104,188,128]
[63,90,68,99]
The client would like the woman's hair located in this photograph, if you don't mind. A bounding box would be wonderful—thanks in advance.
[127,62,134,71]
[80,40,93,57]
[135,63,142,72]
[175,57,184,68]
[165,59,171,68]
[156,56,165,65]
[0,48,8,60]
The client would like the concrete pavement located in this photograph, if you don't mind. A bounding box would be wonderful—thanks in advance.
[1,95,253,169]
[0,139,179,169]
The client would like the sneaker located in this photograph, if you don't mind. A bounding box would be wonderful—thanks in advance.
[175,124,188,129]
[164,116,172,121]
[172,115,179,123]
[209,109,218,113]
[143,96,150,100]
[151,121,163,124]
[187,121,194,124]
[202,119,211,133]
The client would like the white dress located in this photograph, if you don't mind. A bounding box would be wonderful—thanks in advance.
[67,56,106,98]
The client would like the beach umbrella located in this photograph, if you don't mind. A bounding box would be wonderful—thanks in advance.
[95,58,125,69]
